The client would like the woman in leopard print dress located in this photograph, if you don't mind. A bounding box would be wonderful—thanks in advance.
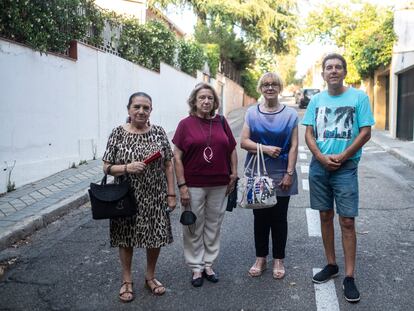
[102,92,176,302]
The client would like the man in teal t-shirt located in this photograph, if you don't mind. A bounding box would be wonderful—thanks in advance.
[302,53,374,303]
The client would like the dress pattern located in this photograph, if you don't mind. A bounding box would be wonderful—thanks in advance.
[102,125,173,248]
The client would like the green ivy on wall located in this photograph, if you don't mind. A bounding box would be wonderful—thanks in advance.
[118,19,176,71]
[0,0,104,53]
[177,40,206,77]
[0,2,211,78]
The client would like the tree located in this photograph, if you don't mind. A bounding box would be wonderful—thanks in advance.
[176,39,206,76]
[149,0,298,54]
[194,19,254,71]
[150,0,299,97]
[305,2,396,82]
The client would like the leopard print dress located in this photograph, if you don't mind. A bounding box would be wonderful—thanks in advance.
[102,125,173,248]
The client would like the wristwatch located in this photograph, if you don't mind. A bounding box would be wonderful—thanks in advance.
[286,170,294,176]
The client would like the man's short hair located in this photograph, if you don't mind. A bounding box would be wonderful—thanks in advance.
[322,53,347,73]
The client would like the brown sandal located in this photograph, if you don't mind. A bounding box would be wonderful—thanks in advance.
[145,278,166,296]
[119,281,134,303]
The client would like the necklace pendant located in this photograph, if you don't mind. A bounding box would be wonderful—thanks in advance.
[203,146,213,163]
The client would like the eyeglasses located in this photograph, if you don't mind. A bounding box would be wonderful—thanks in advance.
[261,83,280,89]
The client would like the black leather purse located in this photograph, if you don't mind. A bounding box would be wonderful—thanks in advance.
[88,174,137,220]
[226,177,238,212]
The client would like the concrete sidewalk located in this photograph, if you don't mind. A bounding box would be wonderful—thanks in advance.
[0,128,413,251]
[370,130,414,168]
[0,160,103,250]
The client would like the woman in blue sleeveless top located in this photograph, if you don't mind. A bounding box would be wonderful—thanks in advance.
[240,72,299,279]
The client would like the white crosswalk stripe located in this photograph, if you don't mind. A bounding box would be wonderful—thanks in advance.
[302,179,309,191]
[301,165,309,174]
[306,208,321,237]
[313,268,340,311]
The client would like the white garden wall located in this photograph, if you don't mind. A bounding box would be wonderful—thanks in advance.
[0,39,197,190]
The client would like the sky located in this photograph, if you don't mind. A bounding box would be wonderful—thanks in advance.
[165,0,397,78]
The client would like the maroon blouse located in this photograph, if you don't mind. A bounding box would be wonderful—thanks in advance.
[172,115,237,187]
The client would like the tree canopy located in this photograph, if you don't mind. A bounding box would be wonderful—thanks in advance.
[150,0,299,97]
[149,0,298,54]
[305,2,396,83]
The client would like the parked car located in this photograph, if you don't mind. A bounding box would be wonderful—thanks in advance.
[298,88,320,109]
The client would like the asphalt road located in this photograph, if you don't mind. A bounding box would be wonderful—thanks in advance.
[1,98,413,311]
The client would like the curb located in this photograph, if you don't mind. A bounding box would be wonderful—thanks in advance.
[371,137,414,168]
[0,190,89,251]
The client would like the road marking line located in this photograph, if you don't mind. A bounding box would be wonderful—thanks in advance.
[306,208,321,237]
[299,146,308,152]
[313,268,340,311]
[299,153,308,160]
[302,179,309,191]
[301,165,309,174]
[366,150,386,154]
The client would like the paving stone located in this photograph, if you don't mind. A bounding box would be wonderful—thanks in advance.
[9,199,26,210]
[46,185,60,192]
[62,180,74,186]
[33,181,51,189]
[0,202,14,211]
[20,195,36,205]
[54,182,66,189]
[0,191,22,199]
[38,188,53,196]
[29,191,46,201]
[68,176,81,183]
[1,207,17,216]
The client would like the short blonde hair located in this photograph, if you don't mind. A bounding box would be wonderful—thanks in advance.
[187,82,220,117]
[256,72,284,93]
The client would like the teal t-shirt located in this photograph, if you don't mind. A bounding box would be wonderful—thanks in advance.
[301,87,375,160]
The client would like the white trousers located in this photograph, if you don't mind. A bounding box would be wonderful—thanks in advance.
[183,186,227,272]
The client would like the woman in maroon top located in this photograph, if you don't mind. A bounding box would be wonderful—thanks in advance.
[173,83,238,287]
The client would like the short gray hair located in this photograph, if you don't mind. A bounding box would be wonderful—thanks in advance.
[256,72,284,93]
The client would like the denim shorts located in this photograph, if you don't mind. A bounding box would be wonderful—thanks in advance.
[309,158,359,217]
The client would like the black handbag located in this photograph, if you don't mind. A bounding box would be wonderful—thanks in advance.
[88,174,137,220]
[180,205,197,234]
[219,115,238,212]
[226,177,238,212]
[180,210,197,225]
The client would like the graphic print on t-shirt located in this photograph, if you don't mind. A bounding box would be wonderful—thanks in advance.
[315,106,355,141]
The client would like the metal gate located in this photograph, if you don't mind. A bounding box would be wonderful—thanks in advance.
[397,67,414,141]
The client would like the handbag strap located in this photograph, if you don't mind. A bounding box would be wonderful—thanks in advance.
[101,164,114,185]
[243,153,256,177]
[256,143,261,176]
[258,144,269,176]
